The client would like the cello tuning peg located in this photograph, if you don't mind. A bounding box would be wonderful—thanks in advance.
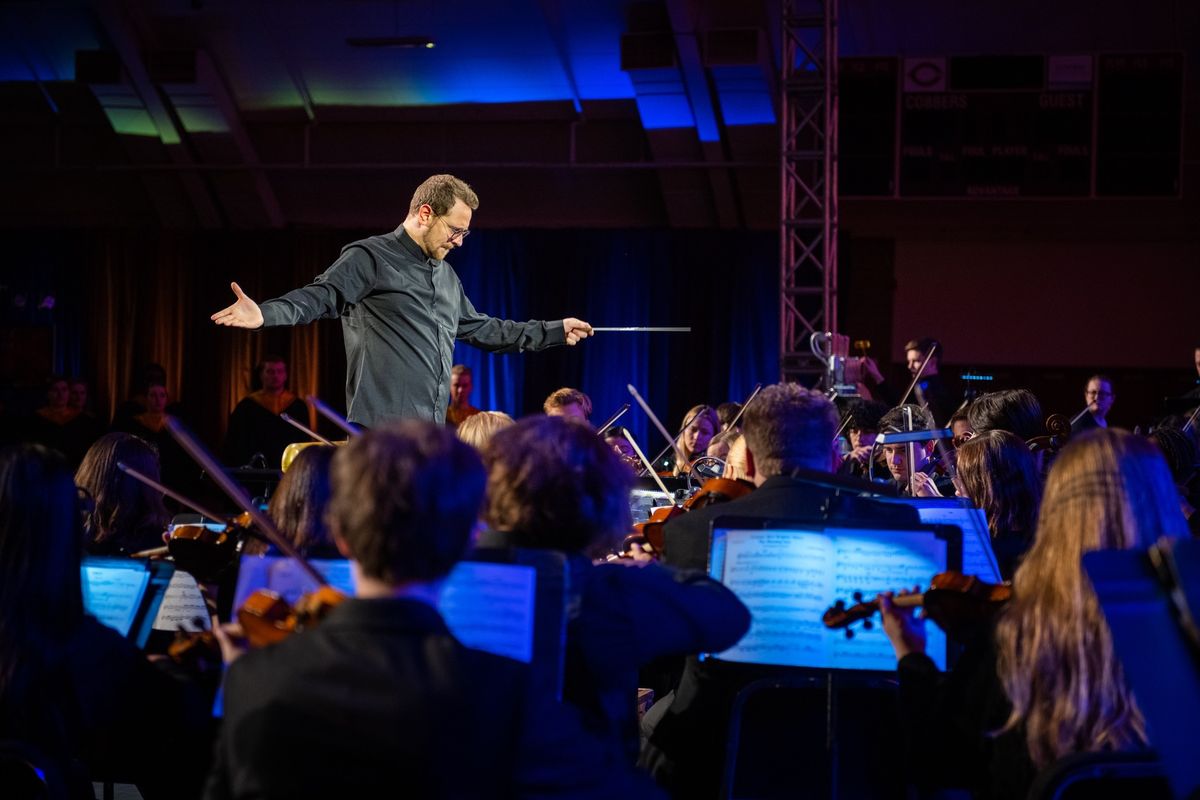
[844,628,854,639]
[852,591,863,603]
[861,619,874,631]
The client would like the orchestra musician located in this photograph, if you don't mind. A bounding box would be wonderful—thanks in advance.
[877,405,955,498]
[478,416,750,762]
[878,429,1187,799]
[543,386,592,423]
[210,175,593,428]
[1071,374,1115,433]
[75,432,171,557]
[670,405,719,476]
[224,355,312,469]
[641,383,920,797]
[207,422,662,799]
[0,444,209,800]
[445,364,482,428]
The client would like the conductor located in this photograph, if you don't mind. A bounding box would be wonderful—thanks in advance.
[212,174,592,427]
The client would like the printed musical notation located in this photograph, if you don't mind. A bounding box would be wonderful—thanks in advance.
[232,556,537,664]
[440,562,536,664]
[711,527,948,670]
[81,562,151,637]
[913,505,1001,582]
[152,571,212,633]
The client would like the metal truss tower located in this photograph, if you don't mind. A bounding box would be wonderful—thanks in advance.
[780,0,838,383]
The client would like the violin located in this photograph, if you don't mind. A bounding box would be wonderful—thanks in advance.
[164,417,347,651]
[120,462,248,581]
[626,476,755,556]
[822,571,1011,639]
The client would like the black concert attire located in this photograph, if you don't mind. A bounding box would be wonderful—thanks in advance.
[474,530,751,761]
[660,473,918,572]
[894,630,1037,799]
[112,414,201,499]
[991,529,1034,582]
[1070,411,1105,434]
[257,230,566,427]
[0,616,209,800]
[21,408,104,467]
[641,474,921,797]
[224,390,311,468]
[206,597,662,800]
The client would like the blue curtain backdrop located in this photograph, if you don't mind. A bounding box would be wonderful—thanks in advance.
[451,229,779,449]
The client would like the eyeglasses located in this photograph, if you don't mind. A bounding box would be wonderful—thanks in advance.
[1085,390,1113,398]
[437,217,471,243]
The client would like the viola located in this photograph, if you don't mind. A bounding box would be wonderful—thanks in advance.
[165,417,347,650]
[626,477,755,556]
[822,570,1011,638]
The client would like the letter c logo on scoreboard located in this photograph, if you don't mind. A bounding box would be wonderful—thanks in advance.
[904,58,946,93]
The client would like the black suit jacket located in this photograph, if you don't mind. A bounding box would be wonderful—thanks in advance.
[662,473,918,572]
[206,597,662,800]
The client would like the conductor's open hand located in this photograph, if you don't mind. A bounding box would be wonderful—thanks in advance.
[211,282,264,329]
[562,318,592,345]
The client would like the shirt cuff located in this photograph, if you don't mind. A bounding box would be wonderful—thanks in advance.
[259,301,281,328]
[545,319,566,346]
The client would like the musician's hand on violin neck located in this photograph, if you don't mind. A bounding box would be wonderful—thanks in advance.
[562,318,593,345]
[211,281,264,329]
[878,589,926,661]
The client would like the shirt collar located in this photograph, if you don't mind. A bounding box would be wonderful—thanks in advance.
[394,227,440,267]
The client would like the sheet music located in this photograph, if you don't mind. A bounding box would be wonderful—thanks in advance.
[711,527,948,670]
[914,505,1000,583]
[440,562,536,663]
[231,556,536,663]
[152,571,212,632]
[81,561,151,637]
[232,557,355,614]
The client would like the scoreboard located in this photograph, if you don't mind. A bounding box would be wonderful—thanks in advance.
[838,53,1183,198]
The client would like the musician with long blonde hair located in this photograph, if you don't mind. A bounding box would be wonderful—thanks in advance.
[879,429,1188,798]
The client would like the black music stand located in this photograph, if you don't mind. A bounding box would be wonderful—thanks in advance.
[1084,539,1200,799]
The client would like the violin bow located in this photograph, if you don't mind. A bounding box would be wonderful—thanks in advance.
[306,395,361,439]
[1185,403,1200,434]
[117,462,226,523]
[897,343,939,408]
[281,413,333,445]
[723,384,763,432]
[620,429,675,504]
[627,384,693,474]
[1069,403,1094,426]
[595,403,630,436]
[166,417,328,587]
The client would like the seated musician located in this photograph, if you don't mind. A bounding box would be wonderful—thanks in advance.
[660,384,917,571]
[670,404,719,476]
[208,422,662,799]
[0,444,208,800]
[950,430,1042,579]
[966,389,1044,441]
[877,405,955,498]
[1072,374,1115,433]
[878,429,1186,799]
[837,400,887,480]
[224,355,312,469]
[455,409,513,451]
[949,407,974,448]
[75,433,171,556]
[445,364,482,428]
[716,401,742,433]
[543,386,592,423]
[479,416,750,761]
[642,384,920,796]
[243,444,337,557]
[1145,426,1200,538]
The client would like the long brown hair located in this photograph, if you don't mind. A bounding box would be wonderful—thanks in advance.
[74,433,169,552]
[955,430,1041,537]
[994,429,1188,767]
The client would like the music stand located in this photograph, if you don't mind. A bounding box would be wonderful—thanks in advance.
[1084,539,1200,799]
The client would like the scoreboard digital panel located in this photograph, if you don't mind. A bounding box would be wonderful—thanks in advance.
[837,53,1182,198]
